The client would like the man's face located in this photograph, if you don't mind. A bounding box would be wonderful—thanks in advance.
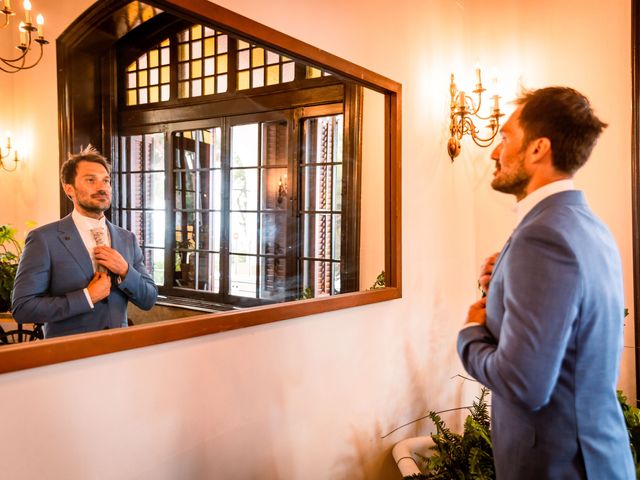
[490,106,531,200]
[63,161,112,218]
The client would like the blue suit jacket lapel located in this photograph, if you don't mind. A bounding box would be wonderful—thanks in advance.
[57,214,94,279]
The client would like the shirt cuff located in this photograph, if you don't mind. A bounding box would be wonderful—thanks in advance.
[83,288,94,309]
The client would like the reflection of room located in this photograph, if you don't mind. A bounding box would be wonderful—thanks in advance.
[1,0,637,479]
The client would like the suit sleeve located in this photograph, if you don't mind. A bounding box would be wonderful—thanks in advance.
[117,233,158,310]
[457,223,582,411]
[11,230,92,323]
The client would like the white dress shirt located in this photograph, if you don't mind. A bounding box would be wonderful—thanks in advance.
[71,209,112,308]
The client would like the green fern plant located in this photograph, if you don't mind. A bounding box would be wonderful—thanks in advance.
[0,225,23,312]
[404,387,495,480]
[617,390,640,479]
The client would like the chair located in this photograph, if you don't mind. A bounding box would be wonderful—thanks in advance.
[392,436,435,477]
[0,323,44,345]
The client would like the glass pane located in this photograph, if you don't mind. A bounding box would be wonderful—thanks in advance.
[177,29,189,43]
[161,65,170,83]
[230,168,258,211]
[198,211,221,251]
[191,24,202,40]
[127,90,137,106]
[266,65,279,85]
[204,77,214,95]
[204,37,215,57]
[173,250,193,288]
[160,84,170,101]
[217,35,227,53]
[139,88,148,104]
[218,74,228,93]
[160,46,170,65]
[130,210,144,243]
[259,256,286,301]
[192,59,202,77]
[332,261,341,294]
[230,212,257,254]
[238,70,250,90]
[144,210,165,248]
[175,212,195,250]
[266,51,279,65]
[138,53,148,69]
[230,254,257,298]
[239,50,250,70]
[128,72,136,88]
[144,248,164,286]
[178,81,189,98]
[175,171,195,210]
[149,49,159,68]
[302,260,335,297]
[262,122,288,166]
[252,47,264,67]
[261,213,287,255]
[178,43,189,62]
[333,164,343,211]
[144,172,165,208]
[192,79,202,97]
[149,86,159,103]
[192,40,202,59]
[210,169,221,209]
[231,123,259,167]
[303,213,333,259]
[252,68,264,88]
[129,136,143,171]
[144,133,164,170]
[261,168,288,210]
[217,54,228,74]
[204,57,215,76]
[282,62,295,82]
[303,165,334,211]
[332,214,341,260]
[138,70,148,87]
[149,68,159,85]
[130,173,143,208]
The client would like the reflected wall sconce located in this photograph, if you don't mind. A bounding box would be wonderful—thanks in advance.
[1,0,49,73]
[0,133,19,171]
[448,68,503,161]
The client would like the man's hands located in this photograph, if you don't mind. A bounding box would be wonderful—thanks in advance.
[465,297,487,326]
[87,271,111,303]
[94,246,129,277]
[463,252,499,328]
[478,252,499,295]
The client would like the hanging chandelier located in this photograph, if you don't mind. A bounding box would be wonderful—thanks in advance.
[1,0,48,74]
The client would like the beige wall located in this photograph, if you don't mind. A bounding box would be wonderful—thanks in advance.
[0,0,633,479]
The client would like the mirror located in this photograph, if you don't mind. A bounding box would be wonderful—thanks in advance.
[0,0,401,373]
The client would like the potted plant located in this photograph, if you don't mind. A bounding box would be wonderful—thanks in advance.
[0,224,23,312]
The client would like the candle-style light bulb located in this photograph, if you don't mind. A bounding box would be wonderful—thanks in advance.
[23,0,31,24]
[6,132,11,150]
[36,13,43,38]
[475,63,482,87]
[18,21,26,45]
[4,0,11,11]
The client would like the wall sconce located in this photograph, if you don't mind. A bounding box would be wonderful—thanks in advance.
[448,67,503,161]
[277,174,288,206]
[1,0,49,74]
[0,133,19,171]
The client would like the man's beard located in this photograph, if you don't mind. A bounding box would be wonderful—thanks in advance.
[78,196,111,215]
[491,156,530,197]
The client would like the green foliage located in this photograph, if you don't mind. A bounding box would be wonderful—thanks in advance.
[369,271,386,290]
[404,388,495,480]
[0,224,23,312]
[301,287,313,300]
[618,390,640,479]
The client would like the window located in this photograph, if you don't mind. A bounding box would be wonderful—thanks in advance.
[115,22,361,307]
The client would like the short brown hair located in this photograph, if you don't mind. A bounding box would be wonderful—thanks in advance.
[516,87,607,174]
[60,145,111,185]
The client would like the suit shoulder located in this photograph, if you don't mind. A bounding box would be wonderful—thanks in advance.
[28,218,70,236]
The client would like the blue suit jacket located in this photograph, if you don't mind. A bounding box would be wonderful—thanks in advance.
[458,191,634,479]
[12,214,158,338]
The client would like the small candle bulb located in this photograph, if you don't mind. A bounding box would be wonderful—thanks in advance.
[458,91,465,109]
[23,0,31,24]
[36,13,43,38]
[6,132,11,150]
[475,64,482,86]
[18,21,26,45]
[4,0,10,11]
[493,95,500,111]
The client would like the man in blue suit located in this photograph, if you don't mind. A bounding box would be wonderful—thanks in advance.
[458,87,635,479]
[12,146,157,338]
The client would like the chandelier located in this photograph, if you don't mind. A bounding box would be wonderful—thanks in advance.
[448,67,503,161]
[1,0,48,74]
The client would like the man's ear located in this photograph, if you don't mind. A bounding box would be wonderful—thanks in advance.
[63,184,74,201]
[528,137,552,163]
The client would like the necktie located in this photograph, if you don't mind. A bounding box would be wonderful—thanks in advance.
[90,227,107,272]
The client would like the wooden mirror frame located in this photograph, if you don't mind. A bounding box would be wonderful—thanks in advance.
[0,0,401,374]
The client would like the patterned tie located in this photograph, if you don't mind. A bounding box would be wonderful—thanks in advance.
[90,227,107,272]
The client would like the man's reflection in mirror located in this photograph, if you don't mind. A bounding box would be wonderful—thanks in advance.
[12,146,158,338]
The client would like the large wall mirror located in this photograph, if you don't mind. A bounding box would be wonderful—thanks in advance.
[0,0,401,373]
